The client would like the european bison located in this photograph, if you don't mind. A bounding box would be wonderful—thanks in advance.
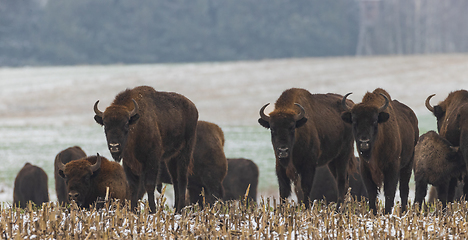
[426,90,468,198]
[258,88,355,207]
[341,88,418,214]
[157,121,228,207]
[94,85,198,213]
[56,154,128,208]
[54,146,87,205]
[13,163,49,208]
[414,131,464,208]
[223,158,259,202]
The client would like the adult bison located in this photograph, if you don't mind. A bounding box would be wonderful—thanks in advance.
[94,86,198,213]
[426,90,468,197]
[414,131,464,208]
[56,154,128,208]
[258,88,355,207]
[223,158,259,202]
[157,120,228,207]
[13,163,49,208]
[341,88,419,214]
[54,146,87,205]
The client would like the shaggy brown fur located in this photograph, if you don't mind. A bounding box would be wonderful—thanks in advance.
[57,155,128,209]
[54,146,87,205]
[414,131,464,208]
[13,163,49,208]
[341,88,419,214]
[258,88,355,207]
[94,85,198,213]
[223,158,259,202]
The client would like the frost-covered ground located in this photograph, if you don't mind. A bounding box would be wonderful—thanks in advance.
[0,54,467,205]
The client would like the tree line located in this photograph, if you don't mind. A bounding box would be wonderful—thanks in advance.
[0,0,467,67]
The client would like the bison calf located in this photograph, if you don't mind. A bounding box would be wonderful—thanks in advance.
[223,158,259,203]
[14,163,49,208]
[54,146,87,205]
[56,154,128,209]
[414,130,464,208]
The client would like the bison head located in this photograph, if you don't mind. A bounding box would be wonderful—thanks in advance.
[94,99,140,162]
[425,94,445,132]
[57,154,102,208]
[341,93,389,160]
[258,103,307,167]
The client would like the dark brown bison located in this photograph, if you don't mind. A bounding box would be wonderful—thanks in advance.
[414,131,464,208]
[341,88,419,214]
[426,90,468,198]
[94,85,198,213]
[13,163,49,208]
[223,158,259,202]
[54,146,87,205]
[428,183,464,205]
[258,88,355,207]
[56,154,128,208]
[157,121,228,207]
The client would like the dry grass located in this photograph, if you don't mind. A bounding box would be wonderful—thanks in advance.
[2,189,468,239]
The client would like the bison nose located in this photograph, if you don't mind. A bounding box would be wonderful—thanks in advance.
[358,139,370,151]
[277,147,289,158]
[109,143,120,153]
[69,192,79,201]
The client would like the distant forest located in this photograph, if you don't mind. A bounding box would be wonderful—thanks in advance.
[1,0,467,66]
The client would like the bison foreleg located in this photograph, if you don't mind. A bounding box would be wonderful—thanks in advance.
[360,162,378,214]
[399,163,413,213]
[276,163,292,202]
[383,170,399,215]
[299,167,316,208]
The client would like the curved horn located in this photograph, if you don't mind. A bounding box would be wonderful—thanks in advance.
[294,103,306,121]
[341,93,352,111]
[378,93,389,112]
[259,103,271,122]
[55,155,66,172]
[94,100,103,117]
[425,94,435,113]
[90,153,102,173]
[129,99,139,117]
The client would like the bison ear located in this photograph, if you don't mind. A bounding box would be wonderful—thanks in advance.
[341,112,352,124]
[378,112,389,123]
[58,170,66,179]
[258,118,270,129]
[295,117,307,128]
[94,115,104,126]
[433,105,445,119]
[129,113,140,125]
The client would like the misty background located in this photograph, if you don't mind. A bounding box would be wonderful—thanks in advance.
[2,0,468,67]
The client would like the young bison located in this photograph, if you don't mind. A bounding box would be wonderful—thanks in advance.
[414,131,465,208]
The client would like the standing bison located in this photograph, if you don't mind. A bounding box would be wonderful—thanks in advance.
[54,146,87,205]
[13,163,49,208]
[157,121,228,207]
[426,90,468,198]
[258,88,355,206]
[414,131,464,208]
[56,154,128,208]
[94,86,198,213]
[341,88,419,214]
[223,158,259,202]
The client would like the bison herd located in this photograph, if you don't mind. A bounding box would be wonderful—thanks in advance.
[11,85,468,215]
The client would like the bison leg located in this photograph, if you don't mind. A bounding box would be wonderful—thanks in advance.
[123,164,145,212]
[399,163,412,212]
[414,179,428,209]
[383,169,399,215]
[436,183,450,209]
[275,162,292,202]
[299,166,316,208]
[447,177,458,202]
[360,162,378,214]
[142,161,159,213]
[328,157,350,205]
[167,151,191,213]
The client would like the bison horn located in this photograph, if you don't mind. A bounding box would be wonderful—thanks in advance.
[341,93,352,111]
[90,153,102,173]
[259,103,271,123]
[425,94,435,113]
[55,155,66,172]
[129,99,139,117]
[94,100,103,117]
[294,103,306,121]
[378,93,389,112]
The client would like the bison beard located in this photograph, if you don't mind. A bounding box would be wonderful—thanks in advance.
[94,85,198,213]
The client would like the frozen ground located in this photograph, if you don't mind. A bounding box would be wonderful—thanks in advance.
[0,54,467,205]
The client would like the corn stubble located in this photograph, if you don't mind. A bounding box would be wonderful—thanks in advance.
[1,191,467,239]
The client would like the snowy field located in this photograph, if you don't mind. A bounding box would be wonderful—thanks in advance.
[0,54,467,205]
